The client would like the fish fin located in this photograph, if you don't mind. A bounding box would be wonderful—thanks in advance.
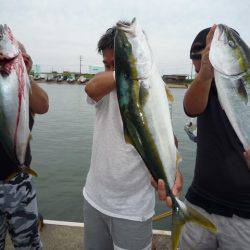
[235,79,248,105]
[4,167,38,183]
[4,172,19,183]
[153,210,172,221]
[176,151,182,167]
[139,86,149,107]
[24,167,38,177]
[165,86,174,104]
[124,129,133,144]
[172,198,217,250]
[125,120,146,159]
[37,213,44,231]
[29,133,33,141]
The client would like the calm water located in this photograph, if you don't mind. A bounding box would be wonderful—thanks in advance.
[31,83,196,230]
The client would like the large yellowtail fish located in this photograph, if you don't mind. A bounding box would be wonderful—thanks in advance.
[210,24,250,150]
[114,18,216,250]
[0,24,31,172]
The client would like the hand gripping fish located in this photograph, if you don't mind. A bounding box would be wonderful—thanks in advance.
[114,18,216,250]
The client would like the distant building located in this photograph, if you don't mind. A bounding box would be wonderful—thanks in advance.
[46,73,55,81]
[162,74,188,83]
[88,65,104,74]
[32,64,41,75]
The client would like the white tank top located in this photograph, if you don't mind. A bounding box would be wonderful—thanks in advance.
[83,89,155,221]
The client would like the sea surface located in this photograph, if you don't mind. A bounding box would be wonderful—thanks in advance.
[31,83,196,230]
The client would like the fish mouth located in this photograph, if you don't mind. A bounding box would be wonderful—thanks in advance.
[0,54,19,75]
[0,24,5,41]
[0,24,19,61]
[217,24,228,43]
[0,24,10,41]
[213,24,247,78]
[116,18,136,35]
[0,52,18,61]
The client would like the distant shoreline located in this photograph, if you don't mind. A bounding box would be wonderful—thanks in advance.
[166,83,189,89]
[35,80,190,89]
[34,80,88,85]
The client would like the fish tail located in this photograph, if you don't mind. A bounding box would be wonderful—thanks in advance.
[24,167,38,177]
[4,167,38,183]
[171,198,216,250]
[153,210,172,221]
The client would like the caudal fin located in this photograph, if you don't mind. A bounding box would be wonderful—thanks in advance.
[153,210,172,221]
[172,198,217,250]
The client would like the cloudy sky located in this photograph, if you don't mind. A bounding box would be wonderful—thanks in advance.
[1,0,249,74]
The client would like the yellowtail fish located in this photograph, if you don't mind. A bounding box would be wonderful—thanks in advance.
[0,24,31,170]
[115,18,216,250]
[210,24,250,150]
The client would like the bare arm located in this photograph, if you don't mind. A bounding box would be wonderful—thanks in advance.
[183,25,216,116]
[29,82,49,114]
[85,71,116,102]
[20,49,49,114]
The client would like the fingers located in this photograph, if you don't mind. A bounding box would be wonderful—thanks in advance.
[157,179,167,200]
[166,196,172,207]
[157,179,173,207]
[201,24,216,65]
[154,175,183,208]
[206,24,217,46]
[172,170,183,196]
[150,176,157,189]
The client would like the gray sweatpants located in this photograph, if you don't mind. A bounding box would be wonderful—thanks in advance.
[0,173,42,250]
[179,201,250,250]
[83,198,152,250]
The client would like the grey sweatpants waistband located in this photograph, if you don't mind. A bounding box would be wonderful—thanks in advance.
[83,198,152,250]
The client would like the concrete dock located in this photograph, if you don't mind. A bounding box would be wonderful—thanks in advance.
[6,220,171,249]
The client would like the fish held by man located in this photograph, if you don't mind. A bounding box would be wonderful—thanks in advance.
[0,24,34,177]
[210,24,250,150]
[114,18,216,250]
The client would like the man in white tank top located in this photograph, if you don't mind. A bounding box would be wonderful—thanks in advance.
[83,22,183,250]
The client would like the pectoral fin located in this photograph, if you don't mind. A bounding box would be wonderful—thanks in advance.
[235,79,248,105]
[165,86,174,104]
[176,151,182,167]
[139,86,149,107]
[153,210,172,221]
[24,167,38,177]
[124,119,145,160]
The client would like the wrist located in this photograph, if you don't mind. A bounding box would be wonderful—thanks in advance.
[196,72,213,85]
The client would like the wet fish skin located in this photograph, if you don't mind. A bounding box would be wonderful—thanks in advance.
[115,18,216,250]
[0,24,30,167]
[210,24,250,150]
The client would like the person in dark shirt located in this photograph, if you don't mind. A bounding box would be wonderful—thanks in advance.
[0,42,49,249]
[179,25,250,249]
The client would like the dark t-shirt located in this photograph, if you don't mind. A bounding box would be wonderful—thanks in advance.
[0,111,34,180]
[186,83,250,218]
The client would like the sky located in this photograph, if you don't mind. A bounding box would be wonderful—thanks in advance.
[1,0,250,75]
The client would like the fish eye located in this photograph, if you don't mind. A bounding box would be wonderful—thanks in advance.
[228,40,236,48]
